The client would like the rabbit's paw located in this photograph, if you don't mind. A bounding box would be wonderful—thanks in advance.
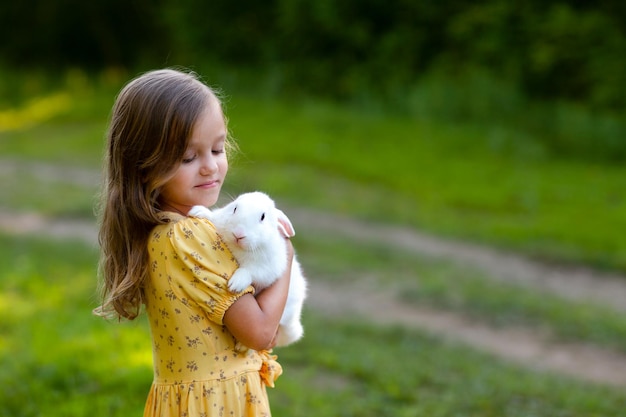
[228,269,253,293]
[188,205,211,218]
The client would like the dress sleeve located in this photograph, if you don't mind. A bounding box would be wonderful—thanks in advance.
[165,216,253,325]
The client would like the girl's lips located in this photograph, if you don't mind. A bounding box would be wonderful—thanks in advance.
[195,180,219,189]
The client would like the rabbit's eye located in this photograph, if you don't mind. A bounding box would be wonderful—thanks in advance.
[260,213,266,222]
[233,206,237,214]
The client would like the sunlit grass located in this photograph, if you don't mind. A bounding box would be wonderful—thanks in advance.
[0,234,151,417]
[0,93,72,132]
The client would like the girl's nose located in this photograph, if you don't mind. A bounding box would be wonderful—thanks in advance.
[200,156,218,175]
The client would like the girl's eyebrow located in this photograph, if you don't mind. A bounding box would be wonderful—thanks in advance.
[186,135,226,151]
[209,135,226,146]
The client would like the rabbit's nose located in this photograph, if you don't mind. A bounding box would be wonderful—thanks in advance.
[233,233,246,244]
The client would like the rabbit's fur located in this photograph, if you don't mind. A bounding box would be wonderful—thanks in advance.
[188,191,307,347]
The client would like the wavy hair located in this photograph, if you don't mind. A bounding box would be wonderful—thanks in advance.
[94,68,229,320]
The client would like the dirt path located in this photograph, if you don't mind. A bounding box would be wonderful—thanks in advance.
[2,158,626,387]
[310,283,626,387]
[288,207,626,312]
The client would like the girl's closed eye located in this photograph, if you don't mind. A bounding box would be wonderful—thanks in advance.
[213,139,226,155]
[182,154,196,164]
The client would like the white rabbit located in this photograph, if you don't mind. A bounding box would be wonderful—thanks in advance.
[188,191,307,347]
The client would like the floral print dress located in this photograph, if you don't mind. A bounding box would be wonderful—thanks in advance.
[142,213,281,417]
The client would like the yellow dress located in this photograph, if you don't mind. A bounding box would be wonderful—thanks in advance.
[142,213,282,417]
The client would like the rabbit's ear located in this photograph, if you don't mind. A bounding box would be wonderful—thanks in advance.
[275,208,296,237]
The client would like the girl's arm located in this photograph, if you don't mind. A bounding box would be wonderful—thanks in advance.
[223,239,294,351]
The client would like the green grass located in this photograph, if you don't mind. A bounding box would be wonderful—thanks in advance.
[0,121,106,166]
[1,79,626,271]
[0,235,150,416]
[1,234,625,417]
[225,96,626,271]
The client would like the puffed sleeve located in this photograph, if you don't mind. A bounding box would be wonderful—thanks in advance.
[163,216,253,325]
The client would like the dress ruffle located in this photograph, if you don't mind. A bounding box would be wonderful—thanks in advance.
[143,372,272,417]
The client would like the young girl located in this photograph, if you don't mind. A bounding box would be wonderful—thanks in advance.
[95,68,293,416]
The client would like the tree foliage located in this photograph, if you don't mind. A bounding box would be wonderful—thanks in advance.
[1,0,625,111]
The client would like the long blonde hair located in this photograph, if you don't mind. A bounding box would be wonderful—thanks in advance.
[94,68,226,320]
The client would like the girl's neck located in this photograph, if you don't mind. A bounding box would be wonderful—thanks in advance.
[159,203,188,217]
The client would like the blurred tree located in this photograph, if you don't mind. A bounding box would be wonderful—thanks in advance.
[0,0,624,110]
[157,0,277,65]
[0,0,166,68]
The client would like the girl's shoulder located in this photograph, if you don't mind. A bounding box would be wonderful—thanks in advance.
[151,211,220,245]
[149,211,235,269]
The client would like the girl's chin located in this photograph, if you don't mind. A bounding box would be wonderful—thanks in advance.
[195,190,221,206]
[197,196,220,208]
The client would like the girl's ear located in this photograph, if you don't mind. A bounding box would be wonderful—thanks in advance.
[275,208,295,238]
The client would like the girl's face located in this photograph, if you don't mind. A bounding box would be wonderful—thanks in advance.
[158,100,228,215]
